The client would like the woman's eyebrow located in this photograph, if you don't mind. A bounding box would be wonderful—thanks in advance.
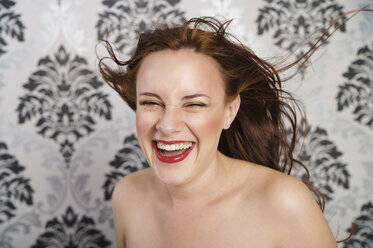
[139,93,209,100]
[182,94,210,100]
[138,92,161,99]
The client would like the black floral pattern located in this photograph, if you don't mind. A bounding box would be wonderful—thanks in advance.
[103,134,148,201]
[256,0,346,74]
[16,46,112,167]
[0,141,33,224]
[291,124,350,201]
[31,206,111,248]
[336,43,373,129]
[343,201,373,248]
[96,0,186,56]
[0,0,25,56]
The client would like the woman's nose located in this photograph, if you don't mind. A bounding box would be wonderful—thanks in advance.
[155,106,183,135]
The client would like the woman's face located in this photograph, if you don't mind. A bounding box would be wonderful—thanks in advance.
[136,49,238,186]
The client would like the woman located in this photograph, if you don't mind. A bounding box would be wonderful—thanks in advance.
[100,17,338,247]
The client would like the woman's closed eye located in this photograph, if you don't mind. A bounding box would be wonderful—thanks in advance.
[139,100,163,106]
[138,100,165,110]
[139,100,207,110]
[184,102,207,108]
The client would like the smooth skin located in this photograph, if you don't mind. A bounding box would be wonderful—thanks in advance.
[112,49,337,248]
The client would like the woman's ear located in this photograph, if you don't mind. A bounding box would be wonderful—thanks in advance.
[224,94,240,130]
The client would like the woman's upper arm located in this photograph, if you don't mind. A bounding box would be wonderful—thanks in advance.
[112,177,131,248]
[268,176,337,248]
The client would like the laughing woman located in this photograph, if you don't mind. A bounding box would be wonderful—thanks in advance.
[100,17,338,247]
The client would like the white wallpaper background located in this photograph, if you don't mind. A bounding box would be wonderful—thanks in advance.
[0,0,372,247]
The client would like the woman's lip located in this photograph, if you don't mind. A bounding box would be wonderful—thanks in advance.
[152,142,195,164]
[153,140,194,145]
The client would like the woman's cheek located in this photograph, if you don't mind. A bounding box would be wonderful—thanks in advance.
[136,110,153,138]
[188,110,225,141]
[136,111,157,163]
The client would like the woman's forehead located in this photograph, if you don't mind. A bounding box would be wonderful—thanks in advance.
[136,49,225,97]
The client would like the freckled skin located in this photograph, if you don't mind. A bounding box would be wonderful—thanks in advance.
[111,49,338,248]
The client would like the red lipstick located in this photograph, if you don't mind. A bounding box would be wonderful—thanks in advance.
[152,140,195,163]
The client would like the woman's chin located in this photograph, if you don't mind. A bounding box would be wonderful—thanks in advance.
[148,156,196,187]
[151,162,189,186]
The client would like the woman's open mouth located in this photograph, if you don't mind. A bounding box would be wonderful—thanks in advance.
[152,140,195,163]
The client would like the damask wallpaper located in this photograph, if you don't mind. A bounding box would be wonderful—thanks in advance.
[0,0,372,247]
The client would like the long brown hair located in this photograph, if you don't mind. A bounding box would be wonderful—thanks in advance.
[98,11,367,212]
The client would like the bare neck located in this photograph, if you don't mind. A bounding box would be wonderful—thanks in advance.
[153,152,236,212]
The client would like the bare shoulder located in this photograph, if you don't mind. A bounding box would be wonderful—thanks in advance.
[244,163,337,248]
[112,168,152,206]
[231,160,317,210]
[111,168,152,247]
[258,166,316,210]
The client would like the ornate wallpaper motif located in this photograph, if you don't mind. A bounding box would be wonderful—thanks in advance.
[0,0,371,247]
[31,206,111,248]
[0,142,33,224]
[97,0,186,56]
[292,124,350,201]
[256,0,346,74]
[103,133,149,201]
[337,43,373,129]
[343,201,373,248]
[0,0,25,56]
[16,46,112,167]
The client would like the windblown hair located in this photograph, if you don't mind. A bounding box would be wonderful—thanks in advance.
[98,12,364,212]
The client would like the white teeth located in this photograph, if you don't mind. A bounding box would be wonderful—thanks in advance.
[156,142,193,151]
